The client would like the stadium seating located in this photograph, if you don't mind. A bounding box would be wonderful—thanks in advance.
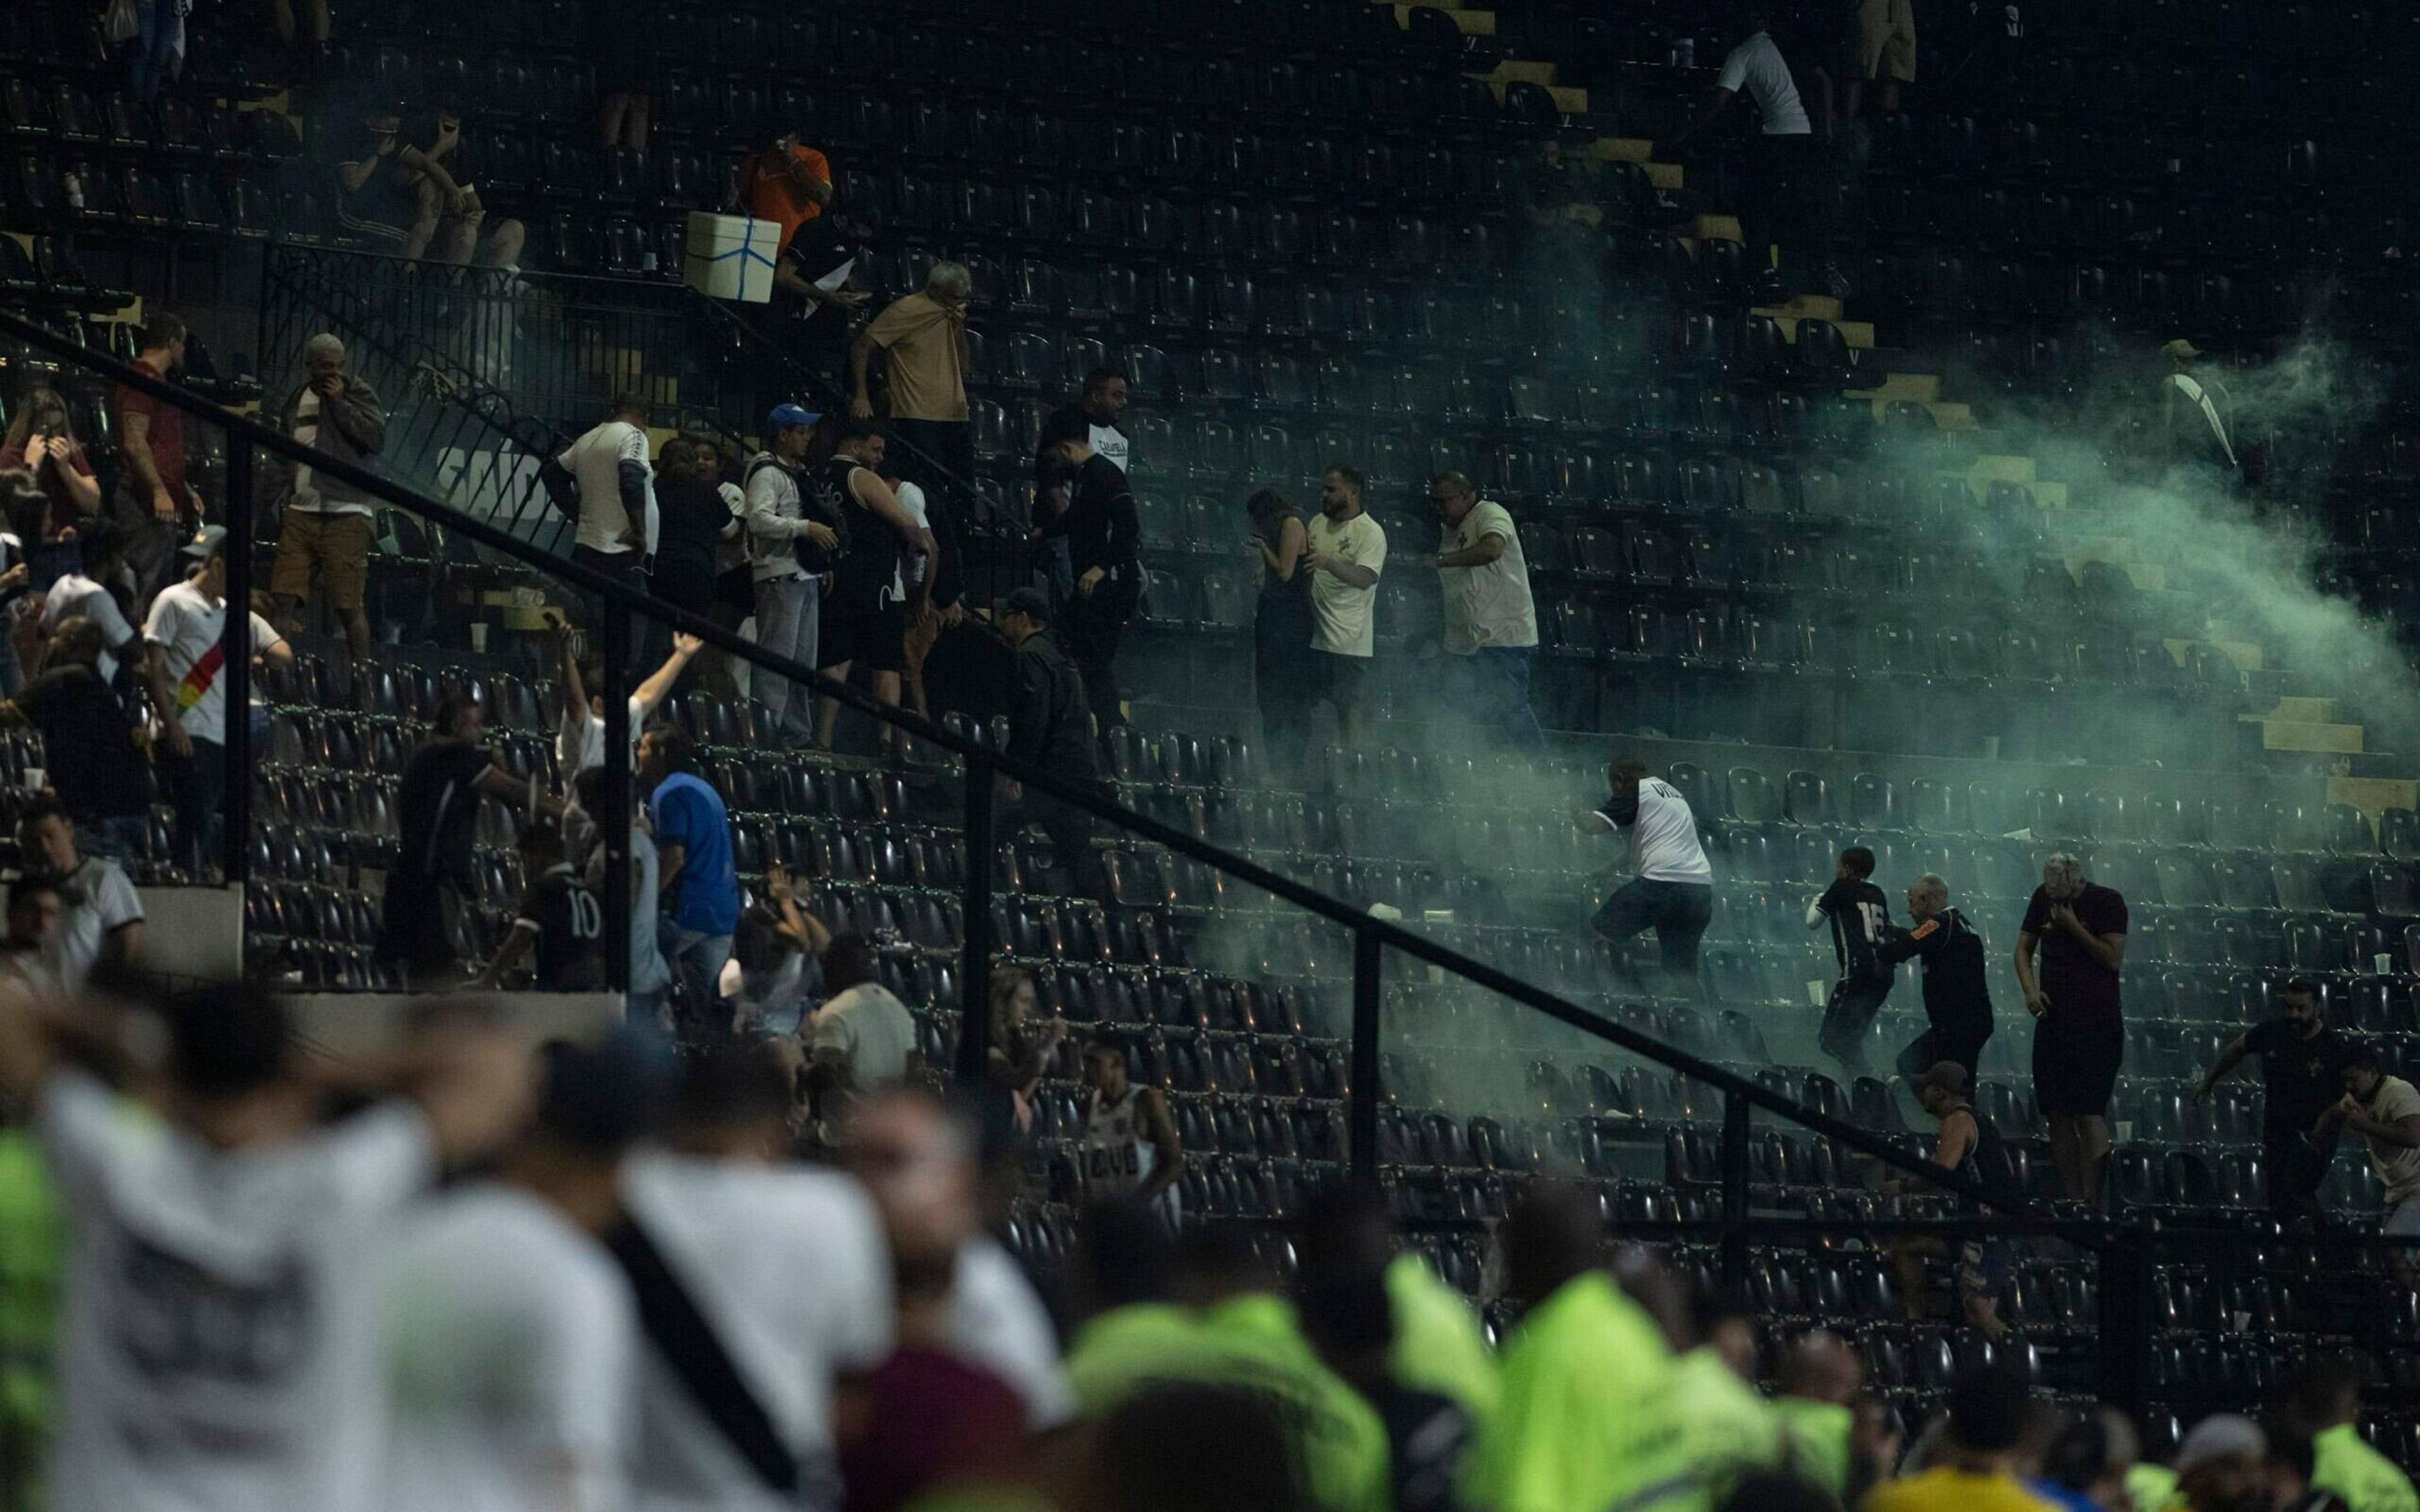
[11,0,2420,1452]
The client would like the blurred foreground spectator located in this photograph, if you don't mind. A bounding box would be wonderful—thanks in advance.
[0,980,536,1511]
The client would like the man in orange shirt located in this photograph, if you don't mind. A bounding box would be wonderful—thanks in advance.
[736,129,833,255]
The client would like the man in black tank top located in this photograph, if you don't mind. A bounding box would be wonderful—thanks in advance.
[1894,1062,2012,1341]
[809,421,935,752]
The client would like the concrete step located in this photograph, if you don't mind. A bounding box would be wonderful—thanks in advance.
[1485,59,1557,86]
[2266,696,2339,723]
[1751,293,1845,323]
[1389,1,1495,33]
[2240,715,2364,755]
[1477,69,1587,113]
[1848,372,1941,403]
[2330,776,2417,827]
[2163,638,2264,673]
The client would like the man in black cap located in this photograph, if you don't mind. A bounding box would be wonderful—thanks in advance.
[995,587,1110,902]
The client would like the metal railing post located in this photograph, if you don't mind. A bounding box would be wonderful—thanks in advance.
[2095,1230,2151,1418]
[1350,927,1383,1184]
[600,602,633,999]
[1720,1089,1751,1293]
[222,437,253,895]
[955,753,995,1089]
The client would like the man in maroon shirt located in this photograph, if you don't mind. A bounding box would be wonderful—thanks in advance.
[111,313,207,603]
[2015,851,2129,1209]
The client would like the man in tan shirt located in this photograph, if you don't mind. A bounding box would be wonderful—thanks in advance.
[851,261,972,668]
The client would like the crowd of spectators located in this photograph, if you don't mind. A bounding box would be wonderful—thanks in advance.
[3,970,2413,1512]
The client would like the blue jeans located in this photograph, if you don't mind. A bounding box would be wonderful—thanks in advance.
[1456,646,1545,746]
[752,574,819,744]
[661,923,732,1022]
[129,0,183,102]
[79,815,153,866]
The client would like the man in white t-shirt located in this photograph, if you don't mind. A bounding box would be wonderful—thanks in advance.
[846,1090,1078,1429]
[40,515,142,687]
[619,1044,894,1511]
[2318,1043,2420,1285]
[1664,1,1823,302]
[384,1029,669,1512]
[1574,755,1716,995]
[0,979,535,1512]
[1303,462,1388,745]
[543,394,657,587]
[263,333,386,659]
[142,525,293,878]
[17,796,142,992]
[546,610,703,787]
[1428,468,1542,747]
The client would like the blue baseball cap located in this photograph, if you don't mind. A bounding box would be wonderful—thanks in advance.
[767,403,821,434]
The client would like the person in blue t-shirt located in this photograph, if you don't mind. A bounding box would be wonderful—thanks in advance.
[638,723,739,1021]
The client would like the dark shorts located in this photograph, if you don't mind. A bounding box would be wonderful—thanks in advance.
[2032,1014,2124,1117]
[819,601,907,673]
[1312,649,1370,713]
[1819,978,1894,1065]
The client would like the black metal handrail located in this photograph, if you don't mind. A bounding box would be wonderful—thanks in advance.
[52,302,2420,1416]
[0,302,2030,1205]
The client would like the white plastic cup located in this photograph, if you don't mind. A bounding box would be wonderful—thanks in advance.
[2378,953,2397,976]
[21,767,44,794]
[470,623,489,653]
[1807,981,1828,1008]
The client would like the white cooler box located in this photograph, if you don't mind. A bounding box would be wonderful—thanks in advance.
[682,212,779,303]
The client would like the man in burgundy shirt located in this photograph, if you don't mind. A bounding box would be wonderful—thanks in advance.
[2015,851,2128,1210]
[111,313,207,603]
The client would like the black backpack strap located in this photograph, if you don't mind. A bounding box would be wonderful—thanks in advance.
[603,1213,802,1496]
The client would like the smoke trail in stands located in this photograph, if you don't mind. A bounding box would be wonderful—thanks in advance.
[1174,293,2412,1183]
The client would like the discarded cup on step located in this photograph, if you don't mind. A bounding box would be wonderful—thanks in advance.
[2379,953,2397,976]
[1807,981,1828,1008]
[470,623,489,653]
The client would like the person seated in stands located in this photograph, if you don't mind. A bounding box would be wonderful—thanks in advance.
[804,931,919,1147]
[1,627,154,867]
[0,388,102,533]
[14,794,142,995]
[333,107,524,273]
[720,859,829,1041]
[395,107,527,273]
[0,874,62,995]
